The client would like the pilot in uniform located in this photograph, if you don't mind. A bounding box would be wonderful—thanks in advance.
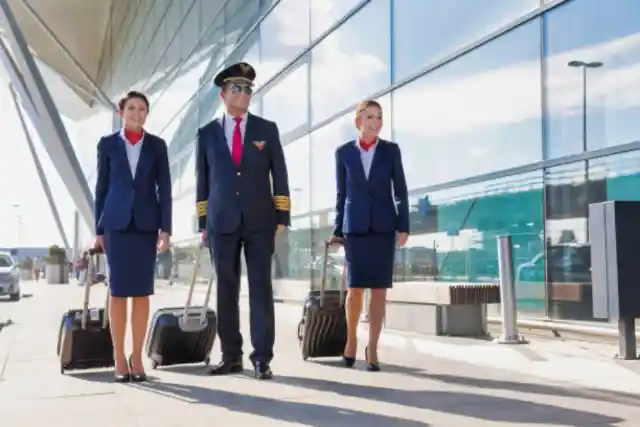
[195,62,290,380]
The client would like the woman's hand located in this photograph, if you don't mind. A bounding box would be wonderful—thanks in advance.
[396,232,409,248]
[157,231,170,253]
[94,235,105,253]
[328,235,344,245]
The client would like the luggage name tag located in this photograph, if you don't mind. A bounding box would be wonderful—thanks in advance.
[90,309,100,321]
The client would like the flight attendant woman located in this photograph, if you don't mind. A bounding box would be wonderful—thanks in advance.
[94,91,172,382]
[329,99,409,371]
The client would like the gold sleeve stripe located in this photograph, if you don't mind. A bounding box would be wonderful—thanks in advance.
[273,195,291,211]
[196,201,208,217]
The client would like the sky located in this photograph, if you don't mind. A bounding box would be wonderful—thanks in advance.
[0,71,75,248]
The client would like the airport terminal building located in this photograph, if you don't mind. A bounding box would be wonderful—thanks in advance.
[3,0,640,326]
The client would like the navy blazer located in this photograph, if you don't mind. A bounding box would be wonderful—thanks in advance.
[195,113,290,234]
[333,139,409,236]
[94,131,172,235]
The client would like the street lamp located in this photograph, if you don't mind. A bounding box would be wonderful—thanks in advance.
[12,203,22,255]
[567,60,603,241]
[567,60,603,153]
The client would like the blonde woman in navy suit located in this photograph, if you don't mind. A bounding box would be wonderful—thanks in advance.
[328,99,409,371]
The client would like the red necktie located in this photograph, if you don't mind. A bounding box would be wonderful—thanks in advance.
[231,116,243,166]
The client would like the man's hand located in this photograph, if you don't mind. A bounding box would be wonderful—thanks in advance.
[276,225,286,234]
[94,235,105,253]
[157,231,170,253]
[396,232,409,248]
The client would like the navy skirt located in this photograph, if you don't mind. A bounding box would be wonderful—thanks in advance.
[344,232,396,289]
[104,221,157,298]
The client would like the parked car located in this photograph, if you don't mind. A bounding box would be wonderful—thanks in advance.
[0,252,20,301]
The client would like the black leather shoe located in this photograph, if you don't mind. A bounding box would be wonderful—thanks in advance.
[128,356,147,382]
[207,360,244,376]
[365,346,380,372]
[254,361,273,380]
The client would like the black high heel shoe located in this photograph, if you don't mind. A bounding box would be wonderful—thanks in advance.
[128,355,147,383]
[342,354,356,368]
[114,361,130,383]
[365,346,380,372]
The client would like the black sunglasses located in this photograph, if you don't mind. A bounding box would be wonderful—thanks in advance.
[229,84,253,95]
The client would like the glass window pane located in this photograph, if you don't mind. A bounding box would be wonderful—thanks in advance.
[406,172,545,315]
[393,0,539,82]
[274,136,312,283]
[262,57,309,137]
[310,0,390,125]
[310,0,361,40]
[259,0,311,85]
[225,0,261,56]
[392,20,542,188]
[544,160,607,321]
[310,95,391,213]
[544,0,640,158]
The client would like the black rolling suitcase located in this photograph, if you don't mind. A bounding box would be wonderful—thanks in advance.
[146,243,217,369]
[58,248,114,374]
[298,241,347,361]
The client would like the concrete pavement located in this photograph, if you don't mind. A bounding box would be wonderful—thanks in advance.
[0,281,639,426]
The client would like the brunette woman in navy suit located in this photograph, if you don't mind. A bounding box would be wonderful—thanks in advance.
[94,91,172,382]
[328,99,409,371]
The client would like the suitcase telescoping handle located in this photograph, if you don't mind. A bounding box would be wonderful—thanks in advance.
[320,241,346,308]
[81,247,109,331]
[180,242,214,332]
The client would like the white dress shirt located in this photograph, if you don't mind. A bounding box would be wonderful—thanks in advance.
[354,138,379,180]
[120,128,145,179]
[222,112,248,151]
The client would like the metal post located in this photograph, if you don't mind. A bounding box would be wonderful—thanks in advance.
[494,235,527,344]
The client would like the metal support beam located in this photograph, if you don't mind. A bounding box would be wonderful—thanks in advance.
[19,0,117,111]
[8,83,71,250]
[0,1,95,233]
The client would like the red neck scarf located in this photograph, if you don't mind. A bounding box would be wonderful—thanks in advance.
[124,129,144,145]
[359,138,376,152]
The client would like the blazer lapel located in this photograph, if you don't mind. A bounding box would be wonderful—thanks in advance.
[116,135,134,182]
[212,117,234,164]
[134,135,154,181]
[346,142,367,182]
[367,140,385,183]
[240,113,259,169]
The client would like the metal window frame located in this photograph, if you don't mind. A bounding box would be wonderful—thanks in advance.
[0,1,95,232]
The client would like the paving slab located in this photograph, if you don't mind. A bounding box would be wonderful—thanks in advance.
[0,281,639,426]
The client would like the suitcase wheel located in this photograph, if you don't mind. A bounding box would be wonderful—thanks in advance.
[151,361,159,370]
[302,355,309,361]
[60,364,65,374]
[204,357,210,366]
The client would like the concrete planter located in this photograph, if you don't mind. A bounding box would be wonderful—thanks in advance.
[45,264,69,284]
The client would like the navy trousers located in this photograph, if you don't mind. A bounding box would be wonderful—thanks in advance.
[208,226,275,364]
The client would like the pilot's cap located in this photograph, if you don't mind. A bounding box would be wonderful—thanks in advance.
[213,62,256,88]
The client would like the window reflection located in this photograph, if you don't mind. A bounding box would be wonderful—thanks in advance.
[262,57,309,137]
[544,0,640,158]
[408,172,545,315]
[393,19,542,188]
[310,95,391,213]
[259,0,310,86]
[273,136,312,283]
[393,0,539,82]
[310,0,390,124]
[310,0,362,40]
[225,0,262,56]
[545,161,605,321]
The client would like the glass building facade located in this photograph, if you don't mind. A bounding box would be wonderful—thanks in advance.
[60,0,640,323]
